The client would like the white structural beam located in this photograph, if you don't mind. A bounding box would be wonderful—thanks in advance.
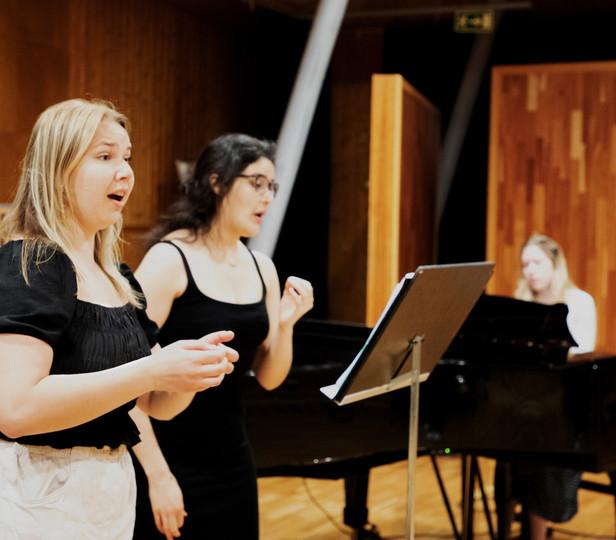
[436,19,499,225]
[248,0,348,256]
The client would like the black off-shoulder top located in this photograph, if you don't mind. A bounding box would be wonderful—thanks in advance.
[0,240,158,449]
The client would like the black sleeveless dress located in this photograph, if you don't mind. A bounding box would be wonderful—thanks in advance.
[133,241,269,540]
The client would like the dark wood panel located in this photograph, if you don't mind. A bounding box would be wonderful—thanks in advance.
[0,0,71,202]
[398,80,438,276]
[0,0,253,265]
[328,27,384,323]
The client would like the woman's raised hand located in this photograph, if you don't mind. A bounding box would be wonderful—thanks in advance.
[147,331,238,393]
[279,276,314,328]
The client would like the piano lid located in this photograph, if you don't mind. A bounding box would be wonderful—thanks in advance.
[444,294,576,366]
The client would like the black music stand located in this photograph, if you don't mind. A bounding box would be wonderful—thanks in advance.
[321,262,494,540]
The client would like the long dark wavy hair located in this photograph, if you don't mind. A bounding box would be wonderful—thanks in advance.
[149,133,276,244]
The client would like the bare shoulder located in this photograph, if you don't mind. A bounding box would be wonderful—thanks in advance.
[136,241,189,300]
[251,250,277,282]
[139,241,185,273]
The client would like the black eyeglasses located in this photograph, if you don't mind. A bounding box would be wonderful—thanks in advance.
[237,174,279,197]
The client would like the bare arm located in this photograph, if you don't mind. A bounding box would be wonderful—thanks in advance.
[0,333,232,439]
[135,242,188,329]
[130,407,186,539]
[131,241,219,536]
[251,253,314,390]
[134,243,241,419]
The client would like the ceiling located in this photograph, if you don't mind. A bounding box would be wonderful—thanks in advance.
[250,0,616,19]
[169,0,616,21]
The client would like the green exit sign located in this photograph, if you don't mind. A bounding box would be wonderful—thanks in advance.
[454,9,494,33]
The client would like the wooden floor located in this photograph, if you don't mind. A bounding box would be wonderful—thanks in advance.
[259,456,615,540]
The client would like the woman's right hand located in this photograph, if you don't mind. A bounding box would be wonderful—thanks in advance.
[148,470,186,540]
[147,331,238,393]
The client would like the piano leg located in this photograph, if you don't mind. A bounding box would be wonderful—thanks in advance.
[461,455,496,540]
[430,454,461,540]
[608,471,616,531]
[494,460,516,540]
[344,471,382,540]
[461,455,476,540]
[475,457,496,540]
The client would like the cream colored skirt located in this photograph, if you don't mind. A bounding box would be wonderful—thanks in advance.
[0,439,136,540]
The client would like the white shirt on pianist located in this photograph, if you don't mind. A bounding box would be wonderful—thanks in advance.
[564,287,597,355]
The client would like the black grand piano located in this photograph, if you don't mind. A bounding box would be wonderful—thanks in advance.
[244,295,616,539]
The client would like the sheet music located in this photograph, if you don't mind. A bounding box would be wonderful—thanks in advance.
[323,272,414,396]
[320,261,495,404]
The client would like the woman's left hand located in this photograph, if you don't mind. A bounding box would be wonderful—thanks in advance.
[279,276,314,328]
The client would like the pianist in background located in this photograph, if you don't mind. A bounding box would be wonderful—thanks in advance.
[513,233,597,539]
[130,134,314,540]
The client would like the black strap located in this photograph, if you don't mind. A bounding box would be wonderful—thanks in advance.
[158,240,197,290]
[243,244,267,297]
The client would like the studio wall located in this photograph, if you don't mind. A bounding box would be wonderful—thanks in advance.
[487,61,616,351]
[0,0,254,266]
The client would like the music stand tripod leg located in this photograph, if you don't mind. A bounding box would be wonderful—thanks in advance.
[406,337,423,540]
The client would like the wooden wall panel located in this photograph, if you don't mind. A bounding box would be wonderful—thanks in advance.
[0,0,251,265]
[67,0,251,263]
[398,84,439,278]
[328,27,384,323]
[0,0,71,203]
[366,74,439,326]
[487,61,616,352]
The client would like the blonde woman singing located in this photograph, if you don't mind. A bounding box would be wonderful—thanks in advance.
[0,99,238,539]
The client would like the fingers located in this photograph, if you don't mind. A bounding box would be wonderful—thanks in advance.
[284,276,314,316]
[221,344,239,364]
[176,339,239,365]
[199,363,235,388]
[285,276,314,301]
[155,511,180,540]
[186,347,234,365]
[178,509,187,529]
[200,330,235,345]
[158,334,241,393]
[154,510,164,535]
[154,507,185,539]
[161,512,180,539]
[150,475,186,537]
[192,360,234,390]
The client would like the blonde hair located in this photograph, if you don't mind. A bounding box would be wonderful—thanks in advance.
[514,233,574,303]
[0,98,140,306]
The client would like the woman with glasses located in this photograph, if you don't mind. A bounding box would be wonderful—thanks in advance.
[131,133,314,539]
[0,99,238,539]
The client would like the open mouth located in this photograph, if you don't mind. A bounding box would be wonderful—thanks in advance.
[107,193,125,202]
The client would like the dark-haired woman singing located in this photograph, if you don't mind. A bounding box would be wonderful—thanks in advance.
[132,133,314,539]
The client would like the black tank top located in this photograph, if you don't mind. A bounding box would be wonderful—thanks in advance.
[151,241,269,463]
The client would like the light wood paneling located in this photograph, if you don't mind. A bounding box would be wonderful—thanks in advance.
[487,61,616,352]
[366,74,439,326]
[328,27,384,323]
